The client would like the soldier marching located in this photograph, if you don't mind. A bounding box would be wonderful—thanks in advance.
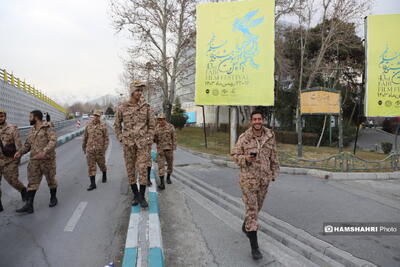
[232,110,280,260]
[154,113,177,190]
[0,109,27,212]
[14,110,59,214]
[114,80,155,208]
[82,110,109,191]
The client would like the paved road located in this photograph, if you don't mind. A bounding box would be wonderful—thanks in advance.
[0,125,131,267]
[159,148,400,267]
[350,128,398,151]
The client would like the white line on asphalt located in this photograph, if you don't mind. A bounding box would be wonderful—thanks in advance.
[137,248,142,267]
[125,214,140,248]
[64,201,88,232]
[149,214,162,248]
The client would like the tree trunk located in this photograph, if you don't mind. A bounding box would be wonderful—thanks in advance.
[317,115,327,148]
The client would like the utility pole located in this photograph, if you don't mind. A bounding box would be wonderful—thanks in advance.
[230,106,238,151]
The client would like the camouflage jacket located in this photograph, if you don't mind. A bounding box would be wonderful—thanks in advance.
[0,122,21,166]
[82,119,109,153]
[232,127,279,189]
[154,122,177,151]
[20,122,57,160]
[113,98,155,148]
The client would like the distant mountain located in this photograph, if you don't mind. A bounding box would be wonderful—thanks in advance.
[88,94,119,106]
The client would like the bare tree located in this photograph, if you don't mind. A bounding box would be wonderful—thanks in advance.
[294,0,371,156]
[111,0,196,121]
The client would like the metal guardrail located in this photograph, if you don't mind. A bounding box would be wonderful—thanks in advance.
[0,68,66,114]
[278,151,400,172]
[18,119,79,137]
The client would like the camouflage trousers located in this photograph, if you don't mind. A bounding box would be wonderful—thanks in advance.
[241,180,270,232]
[123,144,148,185]
[146,144,152,168]
[27,159,58,191]
[86,151,107,176]
[157,149,173,176]
[0,160,26,198]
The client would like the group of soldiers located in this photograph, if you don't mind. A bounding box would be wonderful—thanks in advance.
[1,80,279,261]
[0,80,177,214]
[0,109,58,214]
[112,80,176,207]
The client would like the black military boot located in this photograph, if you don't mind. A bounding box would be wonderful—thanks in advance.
[139,185,148,208]
[166,173,172,184]
[158,176,165,190]
[248,231,263,260]
[102,172,107,183]
[49,188,58,207]
[147,167,152,186]
[242,220,249,237]
[130,184,140,206]
[87,176,96,191]
[20,187,27,202]
[0,198,3,212]
[16,190,36,214]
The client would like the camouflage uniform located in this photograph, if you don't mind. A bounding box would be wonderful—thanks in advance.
[154,122,176,176]
[114,98,155,185]
[0,122,25,199]
[82,119,109,176]
[19,122,58,191]
[232,127,279,232]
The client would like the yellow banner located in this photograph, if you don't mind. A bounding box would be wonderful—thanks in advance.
[366,14,400,117]
[195,0,275,106]
[301,90,340,115]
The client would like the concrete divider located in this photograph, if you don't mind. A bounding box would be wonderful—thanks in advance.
[121,151,164,267]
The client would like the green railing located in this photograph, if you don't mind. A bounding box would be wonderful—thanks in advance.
[0,68,66,114]
[278,151,400,172]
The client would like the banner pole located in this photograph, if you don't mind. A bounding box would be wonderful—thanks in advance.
[230,106,238,152]
[202,105,208,149]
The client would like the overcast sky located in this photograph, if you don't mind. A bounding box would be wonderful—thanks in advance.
[0,0,399,105]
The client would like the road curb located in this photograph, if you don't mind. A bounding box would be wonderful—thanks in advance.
[121,153,164,267]
[178,146,400,180]
[20,127,85,165]
[148,168,164,267]
[174,167,377,267]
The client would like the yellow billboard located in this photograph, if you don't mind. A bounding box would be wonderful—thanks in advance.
[300,88,340,115]
[366,14,400,117]
[195,0,275,106]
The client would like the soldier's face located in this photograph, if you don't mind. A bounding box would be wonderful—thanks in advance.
[131,89,143,100]
[158,118,166,126]
[94,115,100,122]
[251,114,263,130]
[0,113,6,125]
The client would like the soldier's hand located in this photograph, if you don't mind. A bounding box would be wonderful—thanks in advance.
[35,152,46,160]
[245,155,256,163]
[14,152,21,159]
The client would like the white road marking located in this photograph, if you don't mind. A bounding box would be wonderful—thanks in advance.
[149,214,162,248]
[64,201,88,232]
[125,214,140,248]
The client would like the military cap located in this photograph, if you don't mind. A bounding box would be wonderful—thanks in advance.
[93,110,102,116]
[0,109,6,114]
[157,113,166,119]
[130,80,146,91]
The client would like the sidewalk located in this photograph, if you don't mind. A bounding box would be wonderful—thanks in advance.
[158,147,400,267]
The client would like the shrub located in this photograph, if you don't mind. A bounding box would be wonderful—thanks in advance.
[381,142,393,154]
[171,114,187,130]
